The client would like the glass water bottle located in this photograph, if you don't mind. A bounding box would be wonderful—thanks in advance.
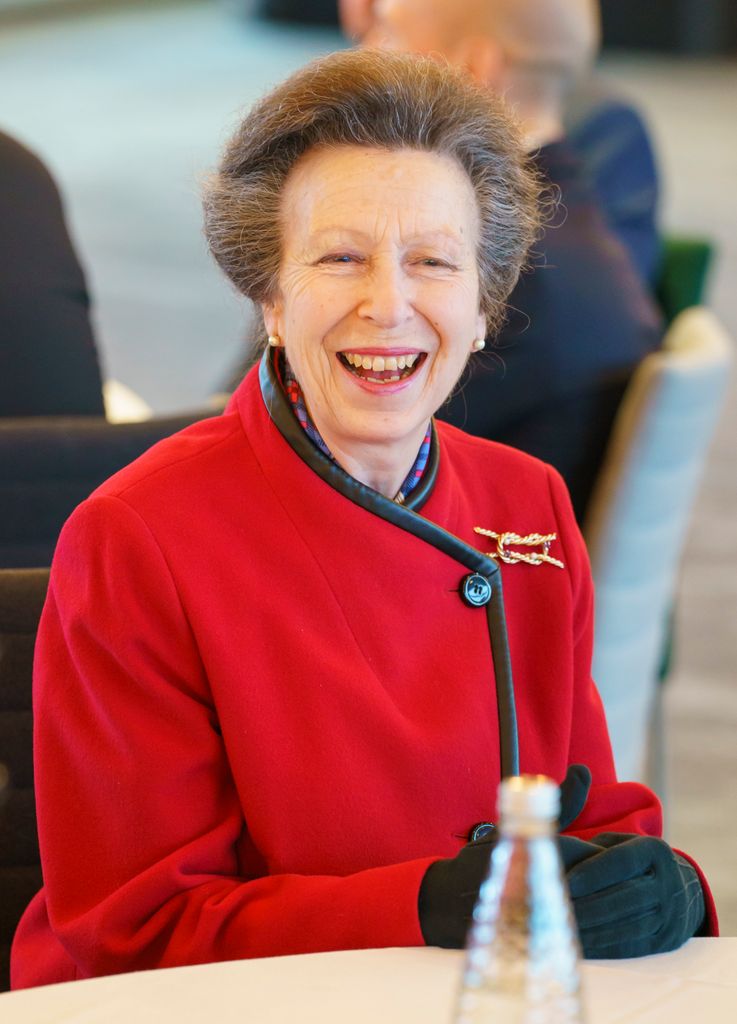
[453,774,585,1024]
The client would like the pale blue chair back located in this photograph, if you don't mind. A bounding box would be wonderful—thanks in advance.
[584,307,733,786]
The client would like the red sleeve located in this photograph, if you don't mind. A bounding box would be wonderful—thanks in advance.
[545,467,718,934]
[33,496,433,980]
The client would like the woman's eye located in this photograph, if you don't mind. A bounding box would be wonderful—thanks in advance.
[319,253,360,265]
[413,257,455,269]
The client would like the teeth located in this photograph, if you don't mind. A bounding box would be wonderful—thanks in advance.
[341,352,422,374]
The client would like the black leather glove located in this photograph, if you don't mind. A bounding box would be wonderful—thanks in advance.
[418,830,496,948]
[566,833,706,958]
[556,763,611,873]
[557,763,591,831]
[418,764,593,948]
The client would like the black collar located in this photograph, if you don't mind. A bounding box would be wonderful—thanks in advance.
[259,347,495,576]
[258,346,519,778]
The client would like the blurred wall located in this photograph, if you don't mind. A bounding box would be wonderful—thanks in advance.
[601,0,737,54]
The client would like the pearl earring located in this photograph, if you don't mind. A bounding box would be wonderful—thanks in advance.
[472,338,486,352]
[268,335,281,348]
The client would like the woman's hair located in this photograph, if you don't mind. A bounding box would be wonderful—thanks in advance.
[203,48,543,337]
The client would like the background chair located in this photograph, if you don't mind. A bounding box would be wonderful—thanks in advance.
[583,307,733,793]
[0,409,220,568]
[0,567,49,992]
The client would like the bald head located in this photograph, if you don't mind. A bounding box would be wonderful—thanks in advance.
[368,0,600,78]
[365,0,600,135]
[478,0,601,75]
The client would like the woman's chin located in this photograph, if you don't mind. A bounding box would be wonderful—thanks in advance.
[329,409,431,457]
[309,368,438,457]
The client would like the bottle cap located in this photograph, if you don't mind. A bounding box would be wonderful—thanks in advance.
[499,774,560,820]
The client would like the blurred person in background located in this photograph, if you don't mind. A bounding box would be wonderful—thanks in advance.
[351,0,662,521]
[341,0,661,284]
[0,130,105,418]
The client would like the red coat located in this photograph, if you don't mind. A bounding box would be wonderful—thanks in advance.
[11,357,716,988]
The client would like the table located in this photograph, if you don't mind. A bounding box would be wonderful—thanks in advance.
[1,939,735,1023]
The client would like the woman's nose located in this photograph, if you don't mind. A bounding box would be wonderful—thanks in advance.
[357,262,413,328]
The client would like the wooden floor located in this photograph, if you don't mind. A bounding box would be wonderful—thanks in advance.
[1,2,736,931]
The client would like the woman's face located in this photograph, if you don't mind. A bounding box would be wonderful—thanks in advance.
[262,145,486,464]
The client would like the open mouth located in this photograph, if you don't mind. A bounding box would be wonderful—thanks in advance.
[338,351,427,384]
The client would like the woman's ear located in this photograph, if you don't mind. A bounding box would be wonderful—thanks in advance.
[475,310,487,343]
[261,301,282,341]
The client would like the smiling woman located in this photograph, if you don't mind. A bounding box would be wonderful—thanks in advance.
[11,49,715,990]
[203,49,541,497]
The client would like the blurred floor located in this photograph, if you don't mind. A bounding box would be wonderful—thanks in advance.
[1,2,736,931]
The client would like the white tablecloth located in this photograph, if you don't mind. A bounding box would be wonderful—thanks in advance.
[2,939,735,1023]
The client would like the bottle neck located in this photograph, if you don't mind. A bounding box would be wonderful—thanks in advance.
[499,814,555,840]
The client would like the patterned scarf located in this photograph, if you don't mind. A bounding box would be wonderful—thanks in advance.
[282,355,431,504]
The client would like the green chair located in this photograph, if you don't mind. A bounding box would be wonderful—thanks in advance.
[656,236,715,324]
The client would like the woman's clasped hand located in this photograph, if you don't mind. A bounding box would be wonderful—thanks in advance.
[566,834,706,958]
[420,763,704,956]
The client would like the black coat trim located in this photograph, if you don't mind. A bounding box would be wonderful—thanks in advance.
[258,349,519,777]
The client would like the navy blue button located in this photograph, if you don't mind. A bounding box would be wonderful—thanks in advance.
[461,573,492,607]
[469,822,496,842]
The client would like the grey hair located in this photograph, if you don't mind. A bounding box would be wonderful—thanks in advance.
[203,48,544,339]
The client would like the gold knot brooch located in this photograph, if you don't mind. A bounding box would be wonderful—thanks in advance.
[473,527,565,569]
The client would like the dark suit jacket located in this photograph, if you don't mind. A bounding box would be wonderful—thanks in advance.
[0,130,104,417]
[437,141,663,522]
[565,81,661,286]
